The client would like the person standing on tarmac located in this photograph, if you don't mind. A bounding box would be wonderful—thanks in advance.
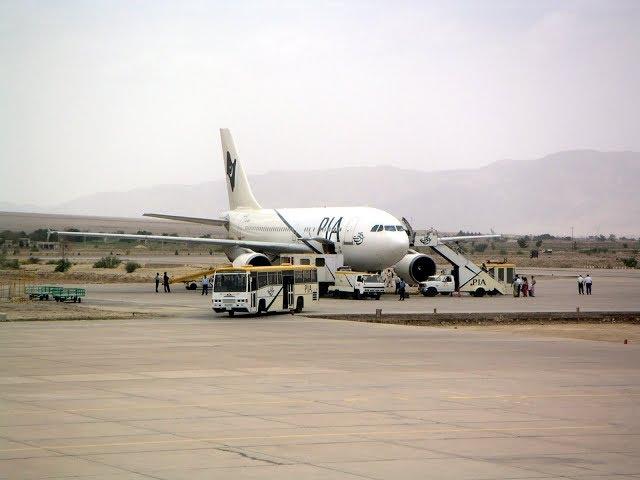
[398,279,406,301]
[577,274,584,295]
[201,276,209,296]
[585,274,593,295]
[529,276,536,297]
[163,272,171,293]
[155,273,160,293]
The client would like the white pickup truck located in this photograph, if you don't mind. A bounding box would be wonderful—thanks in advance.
[328,271,385,299]
[418,274,456,297]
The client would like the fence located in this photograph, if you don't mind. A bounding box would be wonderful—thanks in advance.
[0,279,28,300]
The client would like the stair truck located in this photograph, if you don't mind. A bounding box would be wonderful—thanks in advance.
[415,233,514,297]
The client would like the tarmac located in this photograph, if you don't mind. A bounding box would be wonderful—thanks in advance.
[79,268,640,316]
[1,315,639,479]
[1,268,639,479]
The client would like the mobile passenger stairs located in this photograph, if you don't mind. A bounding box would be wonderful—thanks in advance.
[415,232,514,297]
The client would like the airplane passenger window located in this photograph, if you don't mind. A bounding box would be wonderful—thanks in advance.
[384,226,395,231]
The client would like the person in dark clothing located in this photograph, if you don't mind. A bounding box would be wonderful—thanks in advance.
[163,272,170,293]
[155,273,160,293]
[398,279,406,301]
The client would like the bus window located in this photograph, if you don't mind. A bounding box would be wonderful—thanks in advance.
[295,270,304,282]
[268,272,279,285]
[311,269,317,282]
[257,272,268,288]
[498,268,504,281]
[281,256,292,264]
[214,273,247,292]
[300,258,311,265]
[315,257,325,267]
[249,273,257,291]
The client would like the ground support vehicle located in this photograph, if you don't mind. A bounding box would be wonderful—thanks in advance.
[416,233,514,297]
[212,265,318,316]
[327,270,385,299]
[26,285,61,301]
[280,253,344,296]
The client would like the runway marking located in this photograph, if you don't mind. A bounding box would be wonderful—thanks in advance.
[0,425,607,453]
[0,400,313,415]
[448,393,640,400]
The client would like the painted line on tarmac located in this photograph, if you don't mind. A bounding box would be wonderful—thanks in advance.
[0,425,608,453]
[1,400,313,415]
[449,393,640,400]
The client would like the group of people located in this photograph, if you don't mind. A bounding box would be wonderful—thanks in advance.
[512,275,535,297]
[577,274,593,295]
[155,272,171,293]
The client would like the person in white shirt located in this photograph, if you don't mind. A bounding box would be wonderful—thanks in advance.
[584,274,593,295]
[513,275,523,297]
[577,275,584,295]
[201,276,209,296]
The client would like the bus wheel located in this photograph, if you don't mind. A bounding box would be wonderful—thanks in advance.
[474,288,486,297]
[258,299,266,314]
[295,297,304,313]
[353,291,360,300]
[424,287,437,297]
[228,311,235,317]
[375,294,381,300]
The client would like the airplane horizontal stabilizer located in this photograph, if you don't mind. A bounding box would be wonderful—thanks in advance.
[142,213,228,227]
[55,231,311,254]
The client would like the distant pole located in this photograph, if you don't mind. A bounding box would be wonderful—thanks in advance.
[571,226,574,241]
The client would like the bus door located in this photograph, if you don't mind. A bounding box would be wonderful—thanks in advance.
[249,273,257,309]
[282,271,294,309]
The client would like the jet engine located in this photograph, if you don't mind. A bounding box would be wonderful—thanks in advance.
[393,253,436,285]
[231,251,271,267]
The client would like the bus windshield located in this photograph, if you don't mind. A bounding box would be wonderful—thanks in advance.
[363,274,383,283]
[214,273,247,292]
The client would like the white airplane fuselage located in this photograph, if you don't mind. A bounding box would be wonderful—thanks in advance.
[226,206,409,271]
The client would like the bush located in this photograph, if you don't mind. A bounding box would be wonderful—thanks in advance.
[0,256,20,269]
[473,243,488,253]
[46,259,58,265]
[24,257,41,264]
[93,255,121,268]
[54,258,72,272]
[620,257,638,268]
[517,237,528,249]
[125,261,141,273]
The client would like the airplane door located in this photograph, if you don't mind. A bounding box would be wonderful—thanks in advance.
[342,217,359,246]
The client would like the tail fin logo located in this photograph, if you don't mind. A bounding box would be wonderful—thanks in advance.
[226,151,237,191]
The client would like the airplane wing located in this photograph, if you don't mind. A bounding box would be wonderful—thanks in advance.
[439,234,501,242]
[55,231,312,254]
[142,213,228,228]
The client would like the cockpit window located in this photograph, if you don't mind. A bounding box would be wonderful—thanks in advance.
[396,226,404,231]
[384,225,395,231]
[370,225,380,232]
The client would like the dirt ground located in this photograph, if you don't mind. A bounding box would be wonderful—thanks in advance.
[457,323,640,343]
[0,300,149,321]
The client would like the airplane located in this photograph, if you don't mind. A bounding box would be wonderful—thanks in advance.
[57,129,497,284]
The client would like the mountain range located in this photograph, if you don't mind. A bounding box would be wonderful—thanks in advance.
[3,150,639,236]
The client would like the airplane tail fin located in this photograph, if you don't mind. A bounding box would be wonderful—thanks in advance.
[220,129,261,210]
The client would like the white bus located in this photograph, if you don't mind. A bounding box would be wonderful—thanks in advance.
[212,265,319,316]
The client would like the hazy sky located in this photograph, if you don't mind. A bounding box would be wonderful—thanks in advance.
[1,0,639,205]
